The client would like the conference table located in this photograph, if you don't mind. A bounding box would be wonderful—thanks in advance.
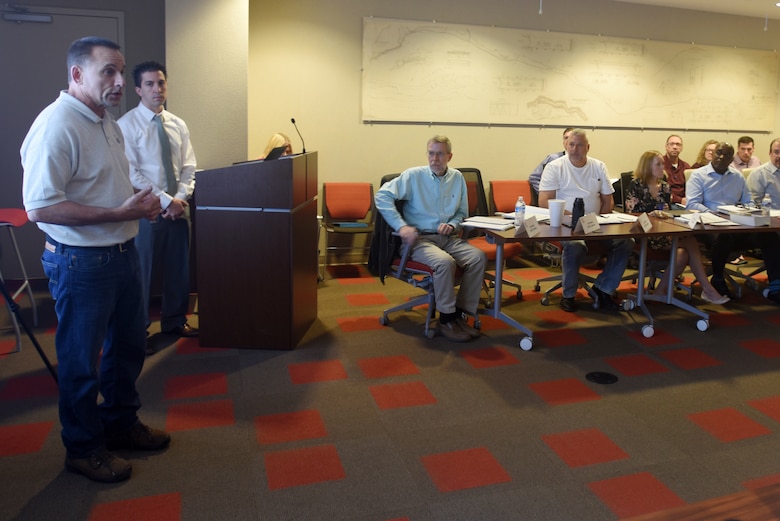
[482,214,780,351]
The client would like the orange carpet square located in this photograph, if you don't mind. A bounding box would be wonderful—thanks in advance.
[542,428,629,468]
[421,447,512,492]
[357,355,420,378]
[605,353,669,376]
[175,338,226,355]
[255,409,328,445]
[743,473,780,490]
[658,348,722,370]
[472,314,511,331]
[165,399,235,432]
[288,360,348,384]
[688,408,772,442]
[747,395,780,422]
[164,372,228,401]
[369,381,437,410]
[528,378,601,406]
[533,328,587,348]
[345,292,390,306]
[264,444,346,490]
[740,338,780,358]
[88,493,181,521]
[0,422,54,456]
[459,346,520,369]
[0,339,18,356]
[337,316,385,332]
[0,373,58,401]
[627,328,681,347]
[711,312,751,328]
[588,472,685,518]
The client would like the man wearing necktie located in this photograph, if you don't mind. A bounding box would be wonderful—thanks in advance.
[118,61,198,352]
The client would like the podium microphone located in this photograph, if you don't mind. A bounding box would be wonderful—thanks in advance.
[291,117,306,153]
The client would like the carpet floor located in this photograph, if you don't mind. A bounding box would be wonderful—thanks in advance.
[2,260,780,520]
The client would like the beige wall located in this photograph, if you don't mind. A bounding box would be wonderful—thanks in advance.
[247,0,780,186]
[167,0,248,171]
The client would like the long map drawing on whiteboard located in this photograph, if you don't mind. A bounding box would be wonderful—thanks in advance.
[362,17,778,131]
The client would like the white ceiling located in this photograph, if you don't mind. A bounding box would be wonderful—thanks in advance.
[614,0,780,20]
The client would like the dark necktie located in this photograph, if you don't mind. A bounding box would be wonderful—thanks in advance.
[154,113,177,195]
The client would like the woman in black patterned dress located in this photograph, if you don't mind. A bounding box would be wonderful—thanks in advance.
[625,151,729,304]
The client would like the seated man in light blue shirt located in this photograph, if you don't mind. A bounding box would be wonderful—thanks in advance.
[375,135,487,342]
[686,141,780,302]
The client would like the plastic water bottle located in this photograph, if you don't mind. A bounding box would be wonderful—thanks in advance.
[762,194,772,215]
[514,196,526,227]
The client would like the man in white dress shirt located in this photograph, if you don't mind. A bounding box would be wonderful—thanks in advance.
[118,61,198,352]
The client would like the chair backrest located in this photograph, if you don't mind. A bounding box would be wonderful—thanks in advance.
[323,183,374,221]
[612,171,633,211]
[489,180,532,214]
[683,168,694,182]
[742,168,754,180]
[457,167,489,217]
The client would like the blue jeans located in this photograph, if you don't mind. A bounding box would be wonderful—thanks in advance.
[561,239,634,298]
[42,236,146,458]
[136,215,191,331]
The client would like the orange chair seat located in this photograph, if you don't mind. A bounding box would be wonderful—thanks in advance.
[0,209,28,228]
[468,236,523,261]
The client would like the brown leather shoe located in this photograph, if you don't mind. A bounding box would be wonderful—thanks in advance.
[439,320,471,342]
[65,448,132,483]
[163,322,199,337]
[106,422,171,451]
[456,317,480,339]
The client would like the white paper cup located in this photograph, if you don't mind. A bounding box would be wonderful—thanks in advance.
[548,199,565,227]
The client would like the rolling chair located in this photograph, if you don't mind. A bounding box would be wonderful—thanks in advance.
[322,182,375,266]
[369,173,479,338]
[0,208,38,354]
[459,170,523,304]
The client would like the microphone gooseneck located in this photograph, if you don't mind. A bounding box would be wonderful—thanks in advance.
[291,118,306,153]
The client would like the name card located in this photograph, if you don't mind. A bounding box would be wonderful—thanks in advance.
[514,215,541,238]
[636,212,653,232]
[574,213,602,234]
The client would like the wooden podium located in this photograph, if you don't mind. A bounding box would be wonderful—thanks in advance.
[195,152,318,349]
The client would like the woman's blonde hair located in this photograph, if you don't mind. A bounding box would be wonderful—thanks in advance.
[633,150,663,185]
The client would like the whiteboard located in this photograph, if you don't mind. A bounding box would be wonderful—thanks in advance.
[362,17,779,131]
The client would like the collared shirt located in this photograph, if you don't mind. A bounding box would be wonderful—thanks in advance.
[538,155,614,214]
[118,103,197,209]
[685,164,750,212]
[375,166,468,233]
[731,155,761,172]
[21,91,137,246]
[528,151,564,192]
[663,154,690,204]
[747,161,780,209]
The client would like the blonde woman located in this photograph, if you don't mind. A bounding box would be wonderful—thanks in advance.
[259,132,292,159]
[625,151,728,304]
[690,139,718,169]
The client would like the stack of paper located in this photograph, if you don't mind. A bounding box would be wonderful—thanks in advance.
[463,216,515,231]
[674,212,738,227]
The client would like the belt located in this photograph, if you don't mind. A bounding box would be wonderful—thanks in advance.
[45,236,134,254]
[420,231,439,235]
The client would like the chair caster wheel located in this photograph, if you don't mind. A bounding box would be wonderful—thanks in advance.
[519,337,533,351]
[379,315,389,326]
[534,284,541,292]
[540,296,550,306]
[641,324,654,338]
[696,319,709,332]
[763,288,770,298]
[515,290,522,300]
[425,328,436,339]
[746,280,759,291]
[622,299,636,311]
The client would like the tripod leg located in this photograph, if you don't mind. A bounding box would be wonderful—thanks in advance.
[0,279,57,385]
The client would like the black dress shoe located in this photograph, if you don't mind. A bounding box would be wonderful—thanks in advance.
[593,287,621,311]
[767,291,780,306]
[163,323,199,337]
[560,296,577,312]
[710,277,732,299]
